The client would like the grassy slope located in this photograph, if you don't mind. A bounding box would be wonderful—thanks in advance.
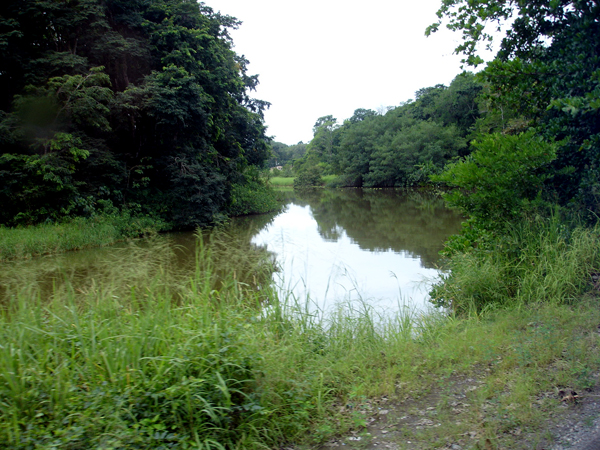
[269,175,339,187]
[269,176,295,186]
[1,219,599,449]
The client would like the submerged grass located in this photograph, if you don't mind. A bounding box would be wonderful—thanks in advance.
[2,218,600,449]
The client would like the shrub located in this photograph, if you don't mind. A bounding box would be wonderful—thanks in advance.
[293,166,323,189]
[431,131,558,230]
[228,176,280,216]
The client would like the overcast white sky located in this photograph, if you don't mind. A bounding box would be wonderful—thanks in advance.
[209,0,472,145]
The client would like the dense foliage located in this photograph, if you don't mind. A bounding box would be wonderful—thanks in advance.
[0,0,272,228]
[427,0,600,313]
[428,0,600,221]
[432,131,558,229]
[268,141,307,169]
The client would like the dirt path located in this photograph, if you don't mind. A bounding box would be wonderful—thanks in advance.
[300,374,600,450]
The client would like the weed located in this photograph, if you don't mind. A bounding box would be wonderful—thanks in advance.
[431,216,600,313]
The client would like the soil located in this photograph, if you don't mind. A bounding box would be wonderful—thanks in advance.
[289,372,600,450]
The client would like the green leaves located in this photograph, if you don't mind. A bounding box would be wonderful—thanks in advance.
[426,0,511,66]
[0,0,271,227]
[432,131,558,228]
[328,73,480,188]
[364,119,466,187]
[48,67,113,131]
[429,0,600,219]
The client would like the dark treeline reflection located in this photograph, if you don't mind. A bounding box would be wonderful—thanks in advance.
[283,189,463,269]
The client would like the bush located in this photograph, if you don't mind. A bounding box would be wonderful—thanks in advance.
[432,131,557,230]
[229,171,280,216]
[293,166,323,189]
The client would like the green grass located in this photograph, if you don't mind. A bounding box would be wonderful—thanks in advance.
[269,176,295,186]
[0,175,279,262]
[431,215,600,314]
[2,219,600,449]
[0,213,167,261]
[269,175,341,188]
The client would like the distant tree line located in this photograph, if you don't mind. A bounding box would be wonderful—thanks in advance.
[0,0,272,228]
[289,0,600,227]
[268,142,307,171]
[285,72,482,188]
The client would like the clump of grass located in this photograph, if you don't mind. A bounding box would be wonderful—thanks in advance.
[431,215,600,314]
[0,290,268,448]
[0,212,167,261]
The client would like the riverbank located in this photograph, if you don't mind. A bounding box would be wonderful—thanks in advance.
[309,297,600,450]
[0,212,168,261]
[0,180,281,262]
[3,273,600,450]
[2,220,600,449]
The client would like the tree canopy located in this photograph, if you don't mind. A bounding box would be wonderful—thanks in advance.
[428,0,600,220]
[294,72,482,188]
[0,0,271,228]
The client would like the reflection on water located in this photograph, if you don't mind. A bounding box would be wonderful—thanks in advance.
[253,189,463,312]
[0,189,462,312]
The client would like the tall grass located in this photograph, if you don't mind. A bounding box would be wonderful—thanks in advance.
[430,215,600,314]
[1,238,423,448]
[2,223,600,448]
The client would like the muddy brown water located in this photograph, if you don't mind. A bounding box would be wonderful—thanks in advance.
[1,189,463,313]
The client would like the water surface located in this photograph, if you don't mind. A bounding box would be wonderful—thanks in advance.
[0,189,462,312]
[254,189,463,312]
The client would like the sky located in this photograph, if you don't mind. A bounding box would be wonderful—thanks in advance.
[208,0,473,145]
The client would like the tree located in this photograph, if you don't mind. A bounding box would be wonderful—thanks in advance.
[346,108,378,124]
[303,115,340,174]
[365,118,466,187]
[337,115,380,186]
[293,165,323,189]
[434,72,482,135]
[411,74,482,138]
[428,0,600,218]
[432,131,557,228]
[333,87,473,187]
[0,0,271,227]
